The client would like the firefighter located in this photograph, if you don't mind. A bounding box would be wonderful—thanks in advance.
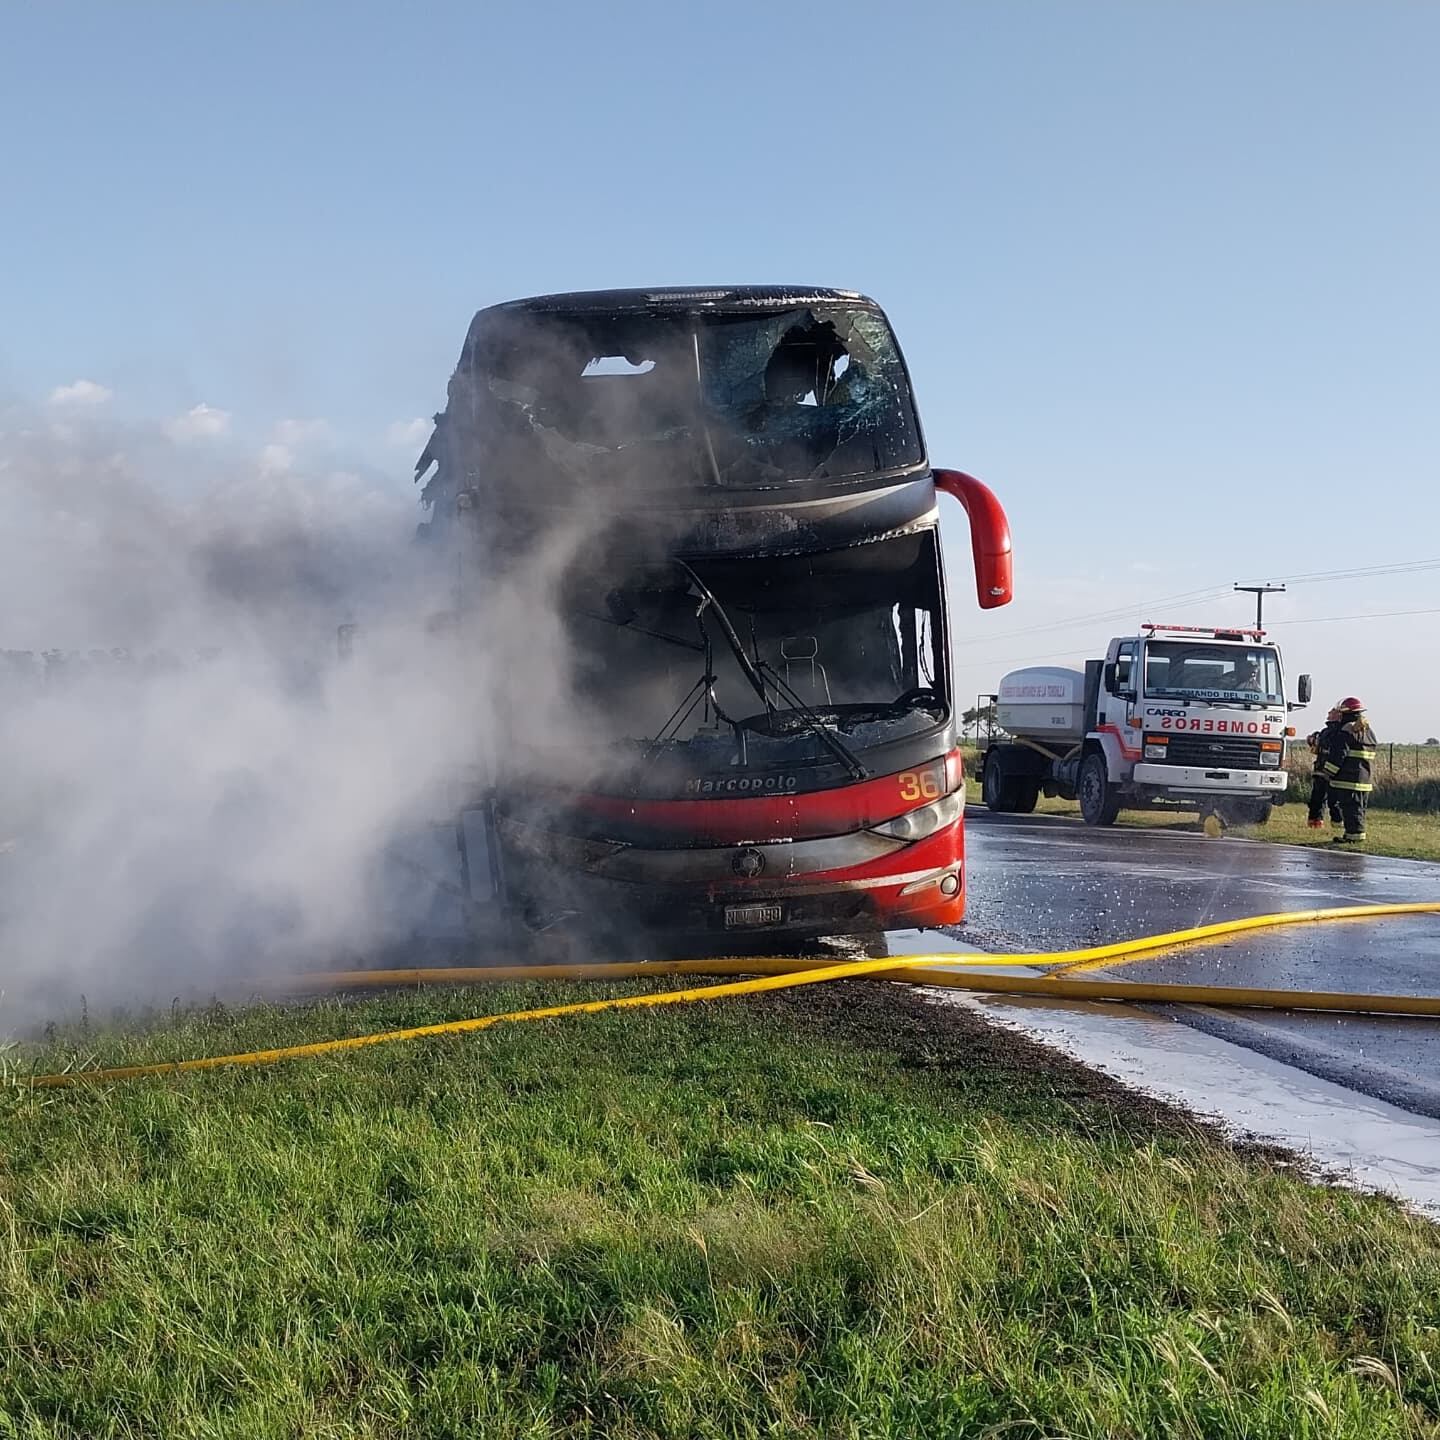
[1306,706,1345,830]
[1319,697,1376,844]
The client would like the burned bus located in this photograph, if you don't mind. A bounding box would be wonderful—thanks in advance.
[410,286,1012,945]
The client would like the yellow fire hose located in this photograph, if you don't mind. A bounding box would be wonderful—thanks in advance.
[21,902,1440,1089]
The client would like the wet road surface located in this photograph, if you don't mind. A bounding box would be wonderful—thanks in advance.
[956,808,1440,1119]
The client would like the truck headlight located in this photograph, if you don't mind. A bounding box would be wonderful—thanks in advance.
[1144,742,1168,759]
[870,792,963,842]
[1260,750,1281,767]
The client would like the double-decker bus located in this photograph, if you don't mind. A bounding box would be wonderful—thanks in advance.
[410,286,1012,946]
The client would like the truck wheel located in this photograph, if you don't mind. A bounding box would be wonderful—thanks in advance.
[1013,781,1040,814]
[982,753,1016,812]
[1079,752,1121,827]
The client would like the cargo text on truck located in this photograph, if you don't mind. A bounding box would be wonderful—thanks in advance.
[364,287,1014,945]
[981,624,1313,827]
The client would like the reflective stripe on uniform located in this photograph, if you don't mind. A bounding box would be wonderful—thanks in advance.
[1329,780,1374,792]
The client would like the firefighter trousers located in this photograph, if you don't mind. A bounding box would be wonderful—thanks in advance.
[1308,773,1343,824]
[1338,790,1368,839]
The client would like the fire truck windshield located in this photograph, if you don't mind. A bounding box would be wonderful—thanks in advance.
[565,530,948,774]
[453,303,924,491]
[1144,641,1284,705]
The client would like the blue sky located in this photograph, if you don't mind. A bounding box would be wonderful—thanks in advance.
[3,1,1438,734]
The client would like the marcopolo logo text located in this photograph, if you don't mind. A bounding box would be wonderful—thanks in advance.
[684,775,801,796]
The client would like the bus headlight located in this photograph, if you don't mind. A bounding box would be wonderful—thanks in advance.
[869,792,963,842]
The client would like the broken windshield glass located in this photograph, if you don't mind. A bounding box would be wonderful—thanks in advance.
[441,303,924,499]
[562,532,947,774]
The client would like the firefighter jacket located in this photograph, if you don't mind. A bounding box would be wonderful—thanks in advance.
[1321,720,1377,793]
[1308,719,1341,756]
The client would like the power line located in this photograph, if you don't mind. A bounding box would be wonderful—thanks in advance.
[950,642,1095,674]
[951,585,1233,647]
[1266,606,1440,626]
[1275,558,1440,586]
[950,604,1440,674]
[957,555,1440,650]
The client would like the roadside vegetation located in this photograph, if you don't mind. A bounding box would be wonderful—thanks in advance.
[961,748,1440,863]
[4,980,1440,1438]
[1286,744,1440,818]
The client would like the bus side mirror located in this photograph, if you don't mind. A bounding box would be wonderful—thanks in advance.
[1297,673,1312,705]
[932,468,1013,609]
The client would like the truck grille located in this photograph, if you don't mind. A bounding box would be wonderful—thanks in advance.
[1156,735,1264,769]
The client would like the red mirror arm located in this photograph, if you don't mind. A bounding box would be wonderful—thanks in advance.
[933,469,1013,609]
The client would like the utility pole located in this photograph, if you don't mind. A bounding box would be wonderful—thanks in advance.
[1234,582,1285,630]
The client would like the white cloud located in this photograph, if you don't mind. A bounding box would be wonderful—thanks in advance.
[273,417,331,447]
[385,417,431,449]
[259,442,293,475]
[49,379,113,407]
[164,403,232,442]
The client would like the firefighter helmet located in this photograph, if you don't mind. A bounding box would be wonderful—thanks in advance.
[1338,696,1365,714]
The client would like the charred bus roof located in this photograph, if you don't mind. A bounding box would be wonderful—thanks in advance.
[467,285,879,321]
[421,286,935,558]
[455,285,895,370]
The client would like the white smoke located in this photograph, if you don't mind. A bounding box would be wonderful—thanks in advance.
[0,399,500,1023]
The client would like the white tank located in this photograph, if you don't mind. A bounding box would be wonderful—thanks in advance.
[997,666,1088,742]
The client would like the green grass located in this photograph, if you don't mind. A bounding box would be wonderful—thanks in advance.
[1285,748,1440,819]
[4,982,1440,1438]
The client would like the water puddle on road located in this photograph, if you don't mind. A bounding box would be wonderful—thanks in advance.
[879,928,1440,1217]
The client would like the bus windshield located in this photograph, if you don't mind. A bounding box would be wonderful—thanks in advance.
[1143,641,1284,704]
[452,303,924,491]
[563,530,948,774]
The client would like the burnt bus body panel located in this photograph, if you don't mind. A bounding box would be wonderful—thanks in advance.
[418,287,965,942]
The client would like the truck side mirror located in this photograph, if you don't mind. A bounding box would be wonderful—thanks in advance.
[1297,673,1312,705]
[1103,662,1117,693]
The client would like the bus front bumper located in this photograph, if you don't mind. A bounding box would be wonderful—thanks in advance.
[495,819,966,941]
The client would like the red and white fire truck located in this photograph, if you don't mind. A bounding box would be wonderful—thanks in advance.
[981,624,1312,827]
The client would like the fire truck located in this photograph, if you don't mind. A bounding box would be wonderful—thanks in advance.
[981,624,1312,827]
[392,286,1012,947]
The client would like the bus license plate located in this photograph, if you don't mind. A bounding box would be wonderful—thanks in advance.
[725,903,783,929]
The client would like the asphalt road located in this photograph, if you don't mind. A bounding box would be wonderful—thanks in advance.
[957,807,1440,1119]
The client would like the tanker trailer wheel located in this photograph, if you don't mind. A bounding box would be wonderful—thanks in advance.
[1078,752,1122,827]
[983,751,1019,812]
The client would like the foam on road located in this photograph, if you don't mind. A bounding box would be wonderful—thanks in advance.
[959,808,1440,1119]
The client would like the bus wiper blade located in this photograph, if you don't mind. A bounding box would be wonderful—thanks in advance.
[574,610,705,653]
[757,663,868,781]
[670,560,771,711]
[668,561,865,780]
